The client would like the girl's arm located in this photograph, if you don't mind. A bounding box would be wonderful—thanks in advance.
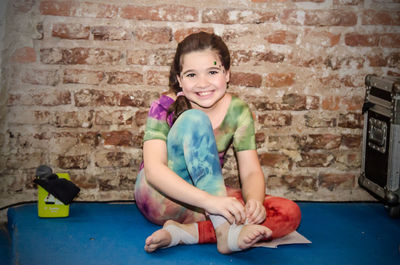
[143,139,246,224]
[237,149,266,224]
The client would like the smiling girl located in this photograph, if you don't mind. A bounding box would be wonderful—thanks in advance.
[134,32,301,254]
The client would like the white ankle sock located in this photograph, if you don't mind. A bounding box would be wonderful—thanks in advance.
[209,214,245,252]
[209,214,227,228]
[164,223,198,248]
[227,223,243,252]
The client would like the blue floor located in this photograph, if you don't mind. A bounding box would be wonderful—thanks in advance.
[0,223,11,265]
[3,202,400,265]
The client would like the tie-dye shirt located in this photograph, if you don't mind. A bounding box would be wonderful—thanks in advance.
[143,94,256,167]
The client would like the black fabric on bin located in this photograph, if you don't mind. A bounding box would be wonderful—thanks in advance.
[34,177,80,205]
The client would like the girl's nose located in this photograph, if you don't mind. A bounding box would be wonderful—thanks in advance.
[197,74,210,88]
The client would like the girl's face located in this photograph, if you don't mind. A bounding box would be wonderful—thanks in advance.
[177,49,230,111]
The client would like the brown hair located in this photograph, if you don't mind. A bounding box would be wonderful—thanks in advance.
[167,32,231,123]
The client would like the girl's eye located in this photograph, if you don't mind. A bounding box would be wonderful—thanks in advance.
[186,73,196,78]
[209,70,219,75]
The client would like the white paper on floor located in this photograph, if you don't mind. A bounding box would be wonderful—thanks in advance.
[254,231,311,248]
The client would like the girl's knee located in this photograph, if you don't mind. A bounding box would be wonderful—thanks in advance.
[265,196,301,222]
[176,109,211,127]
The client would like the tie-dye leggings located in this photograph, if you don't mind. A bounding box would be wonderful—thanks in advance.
[135,109,301,242]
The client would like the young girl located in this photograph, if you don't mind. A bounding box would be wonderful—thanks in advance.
[134,32,301,254]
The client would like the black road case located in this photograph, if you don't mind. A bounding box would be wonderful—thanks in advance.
[359,74,400,217]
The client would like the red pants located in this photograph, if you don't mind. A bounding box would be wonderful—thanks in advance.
[198,189,302,243]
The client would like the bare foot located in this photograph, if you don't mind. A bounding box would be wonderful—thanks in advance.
[237,225,272,250]
[216,223,272,254]
[144,220,197,253]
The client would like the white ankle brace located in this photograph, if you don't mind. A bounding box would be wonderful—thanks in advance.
[164,223,198,248]
[227,223,244,252]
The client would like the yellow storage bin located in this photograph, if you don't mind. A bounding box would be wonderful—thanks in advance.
[37,173,70,218]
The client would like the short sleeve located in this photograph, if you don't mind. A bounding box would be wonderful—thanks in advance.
[232,100,256,152]
[143,96,174,142]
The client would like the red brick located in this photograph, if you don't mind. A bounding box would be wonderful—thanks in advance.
[388,52,400,68]
[305,10,357,26]
[135,110,148,127]
[63,69,104,85]
[126,49,174,66]
[303,30,341,47]
[146,70,169,86]
[324,55,365,70]
[12,0,35,13]
[255,132,266,147]
[289,54,324,68]
[52,23,90,39]
[345,33,379,47]
[342,96,364,111]
[6,109,51,125]
[281,175,318,192]
[333,0,362,5]
[40,48,121,65]
[368,53,388,67]
[281,93,314,110]
[319,173,355,191]
[95,110,135,126]
[92,26,132,41]
[305,112,337,128]
[57,154,89,169]
[12,47,36,63]
[266,30,298,44]
[74,89,119,107]
[301,134,342,150]
[135,27,172,44]
[246,95,273,111]
[265,73,295,87]
[297,152,334,167]
[118,91,159,108]
[202,8,277,24]
[322,95,341,110]
[73,175,97,189]
[258,113,292,127]
[231,50,285,66]
[280,9,304,26]
[121,5,197,22]
[52,111,93,128]
[259,153,292,169]
[95,151,131,168]
[341,134,362,148]
[387,71,400,77]
[102,131,133,146]
[8,91,71,106]
[126,50,149,65]
[6,153,44,169]
[21,68,59,86]
[380,34,400,48]
[338,113,363,128]
[230,72,262,87]
[40,1,118,18]
[362,10,400,25]
[174,28,214,43]
[335,151,361,169]
[106,71,143,85]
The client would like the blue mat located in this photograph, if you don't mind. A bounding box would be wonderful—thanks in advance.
[4,202,400,265]
[0,224,11,265]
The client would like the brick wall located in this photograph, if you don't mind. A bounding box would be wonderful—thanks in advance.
[1,0,399,212]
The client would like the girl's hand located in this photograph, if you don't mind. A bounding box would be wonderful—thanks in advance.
[245,199,266,224]
[203,195,246,224]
